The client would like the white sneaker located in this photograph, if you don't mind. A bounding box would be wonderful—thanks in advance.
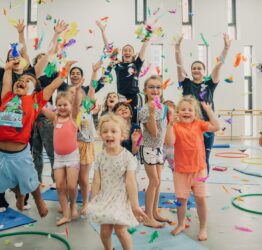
[23,204,31,210]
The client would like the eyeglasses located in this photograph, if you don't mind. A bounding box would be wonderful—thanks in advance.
[147,85,162,90]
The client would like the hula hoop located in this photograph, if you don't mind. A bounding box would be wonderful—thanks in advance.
[241,158,262,166]
[232,194,262,215]
[0,231,71,250]
[215,152,249,158]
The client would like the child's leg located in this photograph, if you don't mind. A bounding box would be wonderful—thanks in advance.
[114,225,132,250]
[144,164,164,228]
[11,186,24,211]
[66,167,79,220]
[153,164,170,222]
[195,196,207,241]
[100,224,114,250]
[171,198,187,235]
[31,186,48,217]
[55,168,70,226]
[79,163,92,215]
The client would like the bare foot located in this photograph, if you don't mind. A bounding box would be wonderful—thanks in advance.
[16,195,25,211]
[35,199,48,218]
[80,203,88,216]
[70,206,79,220]
[171,225,185,236]
[154,213,172,223]
[56,217,71,226]
[198,228,207,241]
[144,218,165,228]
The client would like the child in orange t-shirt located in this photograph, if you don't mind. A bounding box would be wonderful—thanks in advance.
[165,95,220,241]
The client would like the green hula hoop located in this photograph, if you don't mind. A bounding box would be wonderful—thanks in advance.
[0,231,71,250]
[232,194,262,215]
[241,158,262,165]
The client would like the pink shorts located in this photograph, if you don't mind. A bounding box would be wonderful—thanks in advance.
[174,169,207,199]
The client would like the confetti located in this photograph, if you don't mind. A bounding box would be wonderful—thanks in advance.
[140,64,151,77]
[162,78,171,89]
[168,9,176,15]
[200,33,209,47]
[127,227,137,234]
[195,175,209,182]
[14,242,23,248]
[154,96,162,110]
[148,231,158,243]
[235,226,253,232]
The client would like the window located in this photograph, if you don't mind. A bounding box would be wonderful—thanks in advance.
[182,0,192,39]
[198,44,209,74]
[27,0,38,39]
[243,46,253,136]
[150,44,163,77]
[227,0,237,39]
[135,0,147,24]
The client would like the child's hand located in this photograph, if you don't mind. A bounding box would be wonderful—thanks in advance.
[15,19,25,34]
[4,60,15,71]
[148,100,156,115]
[201,102,212,112]
[131,129,141,143]
[132,206,148,223]
[96,20,106,31]
[92,104,101,115]
[223,33,231,50]
[75,78,85,90]
[64,60,77,73]
[92,61,103,73]
[54,20,68,34]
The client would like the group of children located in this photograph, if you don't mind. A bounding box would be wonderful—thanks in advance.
[0,18,231,250]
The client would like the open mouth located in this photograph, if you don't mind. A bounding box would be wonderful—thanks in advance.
[106,139,114,144]
[16,82,25,90]
[109,100,115,103]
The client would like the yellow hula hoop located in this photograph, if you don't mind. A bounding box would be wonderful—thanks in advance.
[241,158,262,166]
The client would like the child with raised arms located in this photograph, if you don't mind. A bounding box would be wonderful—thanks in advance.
[165,95,220,240]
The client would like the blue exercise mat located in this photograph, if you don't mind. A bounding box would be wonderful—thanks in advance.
[91,223,207,250]
[42,188,83,203]
[0,208,36,231]
[138,191,196,209]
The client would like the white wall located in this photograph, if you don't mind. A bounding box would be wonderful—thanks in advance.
[0,0,261,137]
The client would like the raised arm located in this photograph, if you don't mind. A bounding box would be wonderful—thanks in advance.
[201,102,220,132]
[174,35,187,82]
[1,61,15,99]
[88,61,103,99]
[34,20,68,78]
[43,60,76,101]
[96,20,109,48]
[41,107,56,121]
[211,33,231,83]
[15,19,30,64]
[144,101,157,137]
[138,40,150,61]
[164,106,177,146]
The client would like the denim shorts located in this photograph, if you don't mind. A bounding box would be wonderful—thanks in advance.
[0,145,39,195]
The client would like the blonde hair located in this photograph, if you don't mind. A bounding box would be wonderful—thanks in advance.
[98,113,129,141]
[55,91,73,106]
[143,75,164,103]
[176,95,203,120]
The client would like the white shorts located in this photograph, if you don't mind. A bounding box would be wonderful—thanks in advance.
[54,148,80,169]
[139,146,164,165]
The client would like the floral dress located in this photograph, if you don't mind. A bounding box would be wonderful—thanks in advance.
[88,148,139,227]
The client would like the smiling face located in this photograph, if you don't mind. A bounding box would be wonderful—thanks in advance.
[56,97,72,118]
[144,78,163,102]
[13,75,37,96]
[122,45,135,63]
[191,62,205,82]
[106,93,119,110]
[115,104,132,121]
[70,68,83,86]
[178,101,196,123]
[100,120,123,149]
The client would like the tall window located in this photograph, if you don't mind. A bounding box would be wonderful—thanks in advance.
[27,0,38,39]
[198,44,209,74]
[150,44,163,77]
[135,0,147,24]
[182,0,192,39]
[227,0,237,39]
[243,46,253,136]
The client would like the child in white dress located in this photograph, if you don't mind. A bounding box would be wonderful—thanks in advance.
[89,113,147,250]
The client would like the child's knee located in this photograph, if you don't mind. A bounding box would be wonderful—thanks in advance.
[101,226,112,238]
[114,225,127,238]
[149,177,160,187]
